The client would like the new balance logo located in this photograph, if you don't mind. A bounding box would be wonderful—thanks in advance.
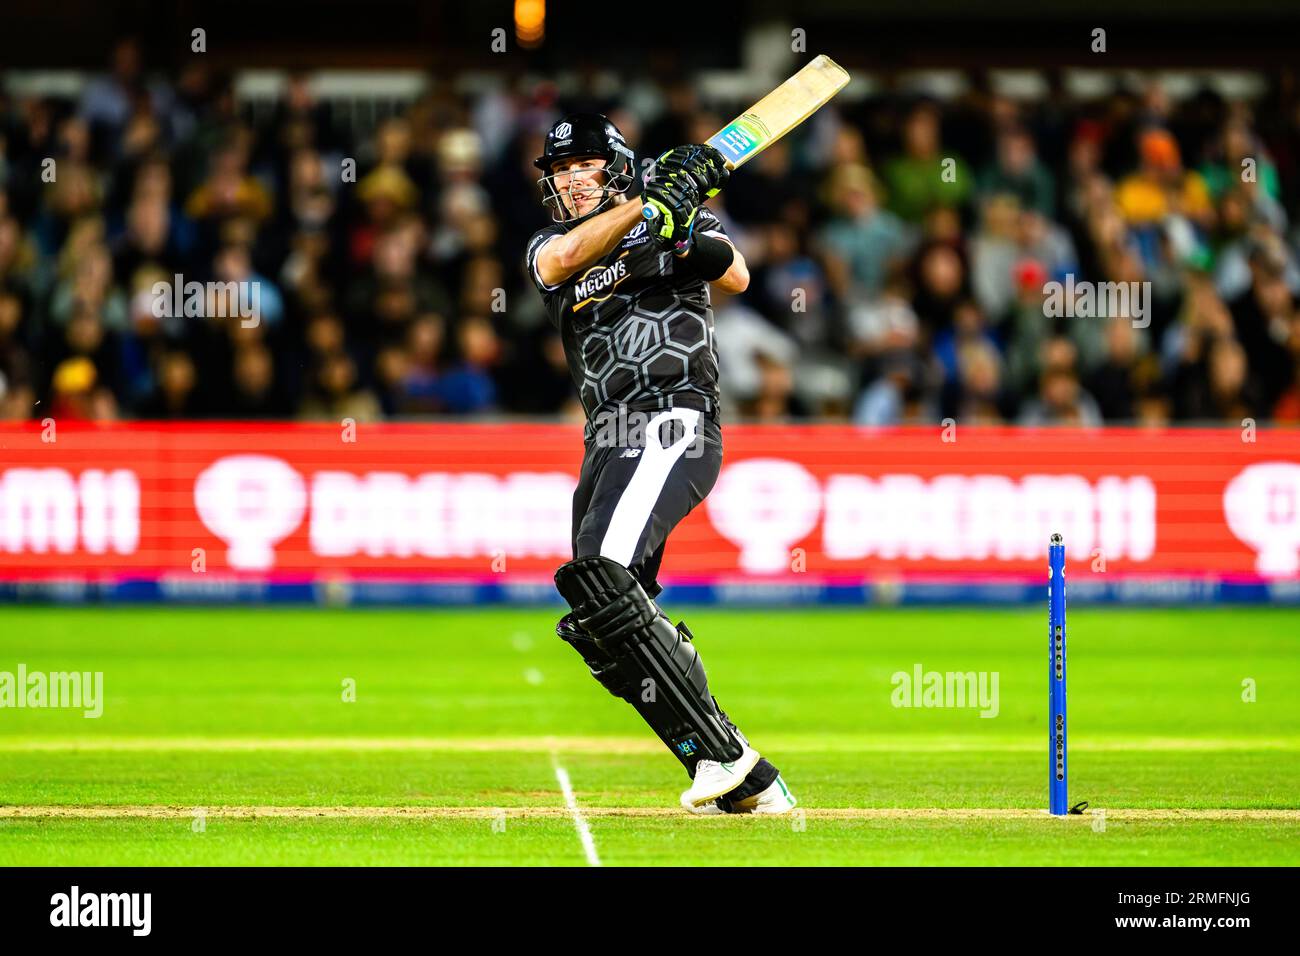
[619,448,642,459]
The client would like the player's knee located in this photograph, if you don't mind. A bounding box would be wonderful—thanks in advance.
[555,555,637,606]
[554,555,655,644]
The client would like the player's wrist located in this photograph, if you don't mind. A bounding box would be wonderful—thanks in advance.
[673,232,732,279]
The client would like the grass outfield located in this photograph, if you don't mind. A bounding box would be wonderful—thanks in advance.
[0,606,1296,866]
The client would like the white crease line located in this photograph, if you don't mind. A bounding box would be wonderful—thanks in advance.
[551,753,601,867]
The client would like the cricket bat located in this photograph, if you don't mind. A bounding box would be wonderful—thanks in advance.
[641,54,850,222]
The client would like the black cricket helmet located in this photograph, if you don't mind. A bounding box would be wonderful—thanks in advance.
[534,113,636,223]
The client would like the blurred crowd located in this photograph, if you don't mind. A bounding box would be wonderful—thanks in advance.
[3,39,1300,426]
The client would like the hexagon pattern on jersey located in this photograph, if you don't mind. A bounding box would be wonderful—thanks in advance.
[579,290,717,413]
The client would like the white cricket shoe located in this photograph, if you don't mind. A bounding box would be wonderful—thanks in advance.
[683,773,798,815]
[679,744,761,809]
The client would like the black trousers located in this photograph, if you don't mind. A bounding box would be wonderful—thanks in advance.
[565,405,782,804]
[571,407,722,597]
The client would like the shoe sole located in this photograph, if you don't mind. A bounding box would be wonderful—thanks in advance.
[751,797,798,814]
[684,796,797,816]
[681,749,763,808]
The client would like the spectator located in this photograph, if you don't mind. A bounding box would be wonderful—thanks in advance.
[910,240,969,333]
[1172,335,1262,421]
[978,126,1055,217]
[883,102,972,223]
[49,355,117,420]
[1018,365,1103,427]
[0,291,34,418]
[138,350,202,418]
[948,338,1014,424]
[1200,120,1285,219]
[1114,128,1212,270]
[713,287,800,410]
[846,277,922,370]
[747,351,801,422]
[854,350,936,426]
[970,193,1024,324]
[1270,311,1300,422]
[229,342,287,418]
[184,139,273,226]
[1227,236,1296,408]
[817,163,912,301]
[1084,318,1148,421]
[299,351,381,422]
[435,316,500,414]
[750,220,832,349]
[934,298,998,387]
[78,38,170,160]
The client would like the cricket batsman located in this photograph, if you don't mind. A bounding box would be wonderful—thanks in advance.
[526,113,796,814]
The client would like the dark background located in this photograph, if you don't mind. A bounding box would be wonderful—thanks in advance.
[3,0,1299,70]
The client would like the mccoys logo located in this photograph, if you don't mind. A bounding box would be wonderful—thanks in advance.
[573,252,630,310]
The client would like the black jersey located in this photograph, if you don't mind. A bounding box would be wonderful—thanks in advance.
[525,207,732,422]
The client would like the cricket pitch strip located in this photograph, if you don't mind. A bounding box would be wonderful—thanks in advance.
[2,806,1296,821]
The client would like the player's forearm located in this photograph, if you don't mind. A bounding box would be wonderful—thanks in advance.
[712,245,749,293]
[540,201,644,285]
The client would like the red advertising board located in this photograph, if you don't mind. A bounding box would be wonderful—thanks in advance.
[1,422,1297,584]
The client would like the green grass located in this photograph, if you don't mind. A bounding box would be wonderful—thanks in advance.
[4,816,1292,867]
[0,606,1296,865]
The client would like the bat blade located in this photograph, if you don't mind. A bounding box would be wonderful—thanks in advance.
[707,54,850,170]
[641,55,849,226]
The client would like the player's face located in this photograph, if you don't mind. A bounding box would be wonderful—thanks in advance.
[550,157,609,219]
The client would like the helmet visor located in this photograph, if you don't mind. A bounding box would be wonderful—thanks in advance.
[538,159,635,223]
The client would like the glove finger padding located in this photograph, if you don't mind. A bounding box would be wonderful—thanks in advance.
[642,174,700,247]
[654,144,729,199]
